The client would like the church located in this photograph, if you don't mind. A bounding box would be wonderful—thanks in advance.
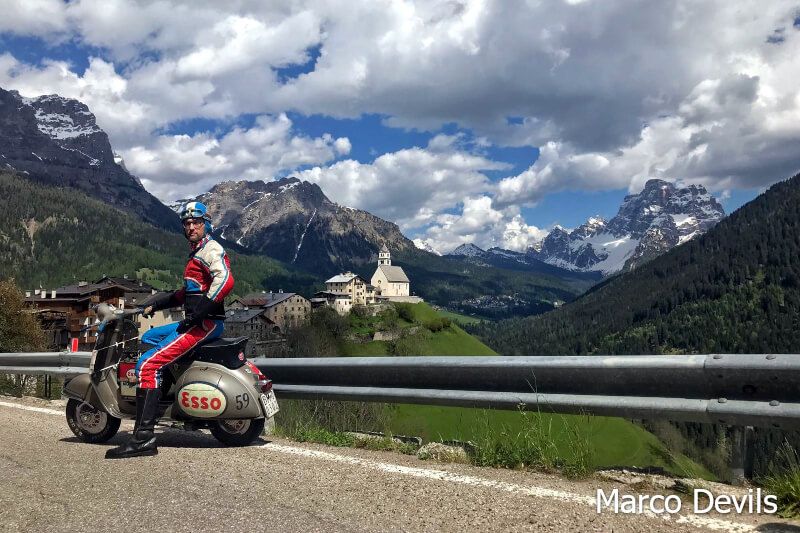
[370,244,410,298]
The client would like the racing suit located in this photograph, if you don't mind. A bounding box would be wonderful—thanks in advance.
[136,234,234,389]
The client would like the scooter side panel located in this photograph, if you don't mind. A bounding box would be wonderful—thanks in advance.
[175,363,262,419]
[216,367,264,419]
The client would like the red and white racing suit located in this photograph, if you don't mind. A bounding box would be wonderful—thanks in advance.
[136,234,235,389]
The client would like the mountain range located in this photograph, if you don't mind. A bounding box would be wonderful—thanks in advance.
[0,87,179,231]
[171,177,415,275]
[0,85,730,319]
[470,172,800,356]
[447,179,726,275]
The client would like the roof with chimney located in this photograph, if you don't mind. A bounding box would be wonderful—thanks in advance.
[93,276,156,293]
[24,280,129,303]
[224,308,275,324]
[325,273,369,284]
[237,292,298,309]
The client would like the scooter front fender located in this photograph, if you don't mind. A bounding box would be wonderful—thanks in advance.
[62,374,103,407]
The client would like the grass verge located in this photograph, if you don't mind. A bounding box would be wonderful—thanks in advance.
[274,398,595,479]
[760,441,800,518]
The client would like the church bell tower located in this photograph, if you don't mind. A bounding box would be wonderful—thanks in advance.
[378,243,391,266]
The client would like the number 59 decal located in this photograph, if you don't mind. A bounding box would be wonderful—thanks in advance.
[235,393,250,410]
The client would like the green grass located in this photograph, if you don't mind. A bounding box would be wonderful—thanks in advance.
[341,324,496,357]
[760,442,800,518]
[422,325,497,355]
[386,404,714,478]
[436,309,483,325]
[340,302,497,356]
[331,302,711,478]
[341,340,391,356]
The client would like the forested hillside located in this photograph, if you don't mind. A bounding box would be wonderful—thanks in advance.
[0,172,321,298]
[469,172,800,356]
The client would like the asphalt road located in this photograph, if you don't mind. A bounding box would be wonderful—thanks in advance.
[1,397,799,533]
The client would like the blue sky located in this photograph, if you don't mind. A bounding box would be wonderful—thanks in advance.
[0,1,795,253]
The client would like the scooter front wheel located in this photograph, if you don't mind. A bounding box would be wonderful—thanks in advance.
[66,399,121,443]
[210,418,265,446]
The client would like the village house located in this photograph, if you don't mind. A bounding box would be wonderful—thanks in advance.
[94,276,184,336]
[312,290,354,315]
[23,276,187,350]
[223,307,285,357]
[324,273,376,306]
[23,279,129,351]
[229,291,311,332]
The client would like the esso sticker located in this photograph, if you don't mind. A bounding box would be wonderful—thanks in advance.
[125,368,136,380]
[178,382,227,418]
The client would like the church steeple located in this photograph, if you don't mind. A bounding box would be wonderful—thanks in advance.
[378,244,391,266]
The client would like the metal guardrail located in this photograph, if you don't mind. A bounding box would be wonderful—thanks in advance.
[0,351,92,377]
[2,352,799,430]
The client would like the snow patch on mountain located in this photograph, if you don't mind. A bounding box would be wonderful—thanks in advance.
[413,238,442,256]
[32,109,101,139]
[528,179,725,274]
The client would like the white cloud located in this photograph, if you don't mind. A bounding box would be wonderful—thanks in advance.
[0,0,69,35]
[297,134,509,230]
[2,0,800,247]
[417,196,548,253]
[124,114,349,200]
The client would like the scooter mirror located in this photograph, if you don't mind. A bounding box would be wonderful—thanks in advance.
[94,303,118,323]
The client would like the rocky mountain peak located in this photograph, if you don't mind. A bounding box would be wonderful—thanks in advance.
[530,179,726,274]
[0,86,178,230]
[449,243,486,257]
[180,176,413,273]
[571,216,607,239]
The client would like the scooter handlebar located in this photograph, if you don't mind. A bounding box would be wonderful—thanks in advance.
[94,303,145,323]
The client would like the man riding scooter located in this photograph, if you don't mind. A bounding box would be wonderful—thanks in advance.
[105,202,234,459]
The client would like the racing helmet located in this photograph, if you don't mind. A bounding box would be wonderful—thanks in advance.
[180,201,213,234]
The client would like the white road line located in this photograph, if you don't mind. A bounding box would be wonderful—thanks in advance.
[0,400,784,532]
[0,400,64,416]
[259,445,777,533]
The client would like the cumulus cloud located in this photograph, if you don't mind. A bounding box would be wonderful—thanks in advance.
[124,114,350,200]
[3,0,800,249]
[0,0,69,35]
[495,67,800,206]
[297,134,509,229]
[417,196,549,253]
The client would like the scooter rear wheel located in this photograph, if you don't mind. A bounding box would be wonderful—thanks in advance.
[66,399,121,443]
[210,418,265,446]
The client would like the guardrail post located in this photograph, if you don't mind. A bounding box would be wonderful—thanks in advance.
[729,425,755,485]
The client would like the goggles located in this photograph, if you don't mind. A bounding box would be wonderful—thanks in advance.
[180,207,206,220]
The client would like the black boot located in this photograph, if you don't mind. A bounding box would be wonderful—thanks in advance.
[105,388,161,459]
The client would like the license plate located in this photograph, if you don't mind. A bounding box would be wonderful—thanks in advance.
[260,391,279,418]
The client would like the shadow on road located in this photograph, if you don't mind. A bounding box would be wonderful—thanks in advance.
[60,429,272,449]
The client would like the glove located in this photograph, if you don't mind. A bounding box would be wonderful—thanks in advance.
[176,319,195,334]
[139,291,175,313]
[188,296,217,323]
[179,296,217,333]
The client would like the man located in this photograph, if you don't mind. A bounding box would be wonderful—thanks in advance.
[106,202,234,459]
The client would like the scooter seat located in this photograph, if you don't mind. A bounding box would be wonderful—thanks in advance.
[190,337,248,369]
